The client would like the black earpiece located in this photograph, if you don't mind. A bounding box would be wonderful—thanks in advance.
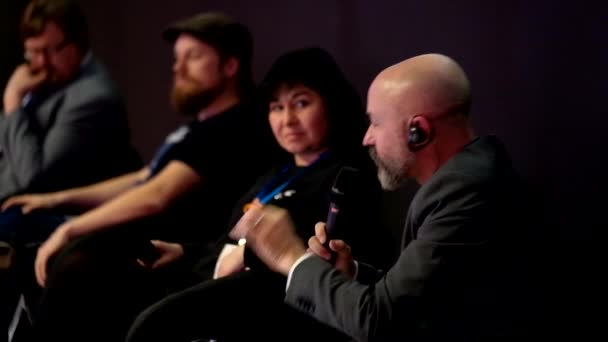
[407,118,430,151]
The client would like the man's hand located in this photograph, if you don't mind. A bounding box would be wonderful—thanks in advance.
[230,205,306,276]
[138,240,184,269]
[2,193,60,214]
[308,222,356,278]
[214,244,245,279]
[35,224,70,286]
[3,64,47,114]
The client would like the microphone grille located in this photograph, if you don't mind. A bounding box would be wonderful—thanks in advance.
[331,166,359,197]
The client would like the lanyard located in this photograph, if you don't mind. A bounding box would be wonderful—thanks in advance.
[239,150,331,244]
[255,150,330,205]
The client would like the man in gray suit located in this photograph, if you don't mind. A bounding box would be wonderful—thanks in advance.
[231,54,540,340]
[0,1,139,339]
[0,0,140,202]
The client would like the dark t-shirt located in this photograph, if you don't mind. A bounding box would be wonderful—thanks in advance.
[141,103,279,243]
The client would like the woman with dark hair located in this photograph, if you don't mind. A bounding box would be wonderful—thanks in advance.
[125,47,396,342]
[258,46,368,154]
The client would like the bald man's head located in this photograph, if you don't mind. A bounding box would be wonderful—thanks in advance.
[364,53,475,187]
[370,53,471,120]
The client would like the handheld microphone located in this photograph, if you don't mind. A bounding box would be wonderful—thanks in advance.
[324,166,359,261]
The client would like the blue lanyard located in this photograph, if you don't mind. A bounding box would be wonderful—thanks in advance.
[255,150,330,204]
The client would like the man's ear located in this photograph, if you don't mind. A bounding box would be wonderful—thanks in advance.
[407,115,433,152]
[222,57,239,78]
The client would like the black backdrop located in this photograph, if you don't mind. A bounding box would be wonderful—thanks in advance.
[1,0,606,338]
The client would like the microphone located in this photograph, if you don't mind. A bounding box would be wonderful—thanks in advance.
[323,166,359,261]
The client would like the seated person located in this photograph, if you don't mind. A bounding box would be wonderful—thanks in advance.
[231,53,542,341]
[0,0,142,337]
[0,0,142,265]
[2,12,278,342]
[125,47,397,342]
[0,0,141,204]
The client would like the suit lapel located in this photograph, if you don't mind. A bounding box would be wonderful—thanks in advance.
[401,206,415,249]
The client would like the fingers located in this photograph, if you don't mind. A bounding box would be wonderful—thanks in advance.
[329,240,351,254]
[215,257,241,278]
[150,240,180,253]
[151,254,171,269]
[229,205,294,259]
[1,197,24,211]
[249,199,263,210]
[314,222,327,244]
[148,241,184,269]
[136,259,149,268]
[149,240,163,249]
[311,223,350,261]
[34,251,46,287]
[328,240,353,270]
[1,196,41,214]
[229,205,264,240]
[149,240,168,268]
[230,204,283,240]
[21,204,35,214]
[1,200,12,211]
[307,235,331,260]
[17,63,32,73]
[32,69,48,83]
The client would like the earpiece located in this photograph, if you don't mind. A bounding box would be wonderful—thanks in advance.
[407,117,431,151]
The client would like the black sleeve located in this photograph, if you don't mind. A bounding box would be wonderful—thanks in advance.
[167,123,229,178]
[169,114,280,192]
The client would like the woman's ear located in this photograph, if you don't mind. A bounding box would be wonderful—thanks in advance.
[222,57,239,78]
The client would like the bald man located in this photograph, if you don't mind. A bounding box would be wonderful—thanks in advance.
[231,54,539,341]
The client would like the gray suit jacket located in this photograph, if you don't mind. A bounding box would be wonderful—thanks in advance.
[0,54,141,201]
[285,136,539,341]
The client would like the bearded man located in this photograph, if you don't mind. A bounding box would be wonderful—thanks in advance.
[4,12,278,342]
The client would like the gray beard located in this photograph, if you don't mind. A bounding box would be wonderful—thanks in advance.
[369,148,411,190]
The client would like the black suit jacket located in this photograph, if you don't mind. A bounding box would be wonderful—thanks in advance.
[285,136,538,341]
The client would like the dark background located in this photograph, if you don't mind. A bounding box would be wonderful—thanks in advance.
[1,0,605,337]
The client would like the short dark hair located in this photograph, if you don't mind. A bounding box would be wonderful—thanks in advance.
[20,0,89,51]
[259,47,368,155]
[162,12,254,96]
